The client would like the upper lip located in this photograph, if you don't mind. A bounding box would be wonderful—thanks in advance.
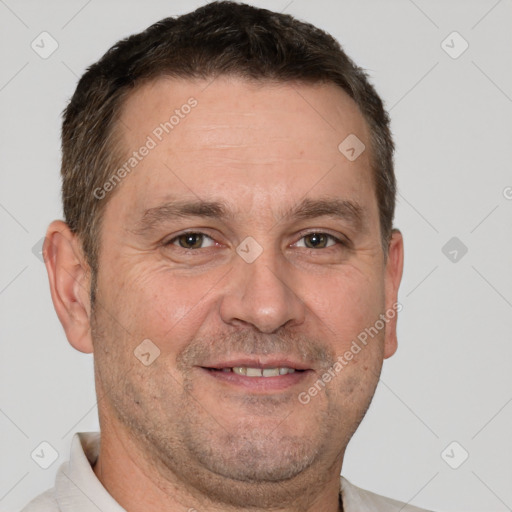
[200,356,313,371]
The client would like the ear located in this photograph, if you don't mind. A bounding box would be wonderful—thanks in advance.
[383,229,404,359]
[43,220,94,353]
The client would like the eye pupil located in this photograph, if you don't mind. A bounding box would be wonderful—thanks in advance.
[305,233,327,248]
[179,233,203,249]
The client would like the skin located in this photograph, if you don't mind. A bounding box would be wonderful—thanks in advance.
[44,77,404,512]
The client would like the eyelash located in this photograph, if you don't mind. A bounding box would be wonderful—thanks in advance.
[164,230,348,251]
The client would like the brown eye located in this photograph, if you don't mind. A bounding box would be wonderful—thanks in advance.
[301,233,336,249]
[171,233,214,249]
[304,233,327,248]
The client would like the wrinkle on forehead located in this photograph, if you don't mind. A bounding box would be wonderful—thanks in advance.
[107,76,377,236]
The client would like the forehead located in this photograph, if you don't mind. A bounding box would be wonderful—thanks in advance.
[110,76,376,222]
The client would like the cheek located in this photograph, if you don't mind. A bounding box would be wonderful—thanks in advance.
[105,263,222,353]
[303,268,385,347]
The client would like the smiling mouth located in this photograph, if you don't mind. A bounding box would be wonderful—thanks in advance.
[205,366,303,377]
[199,364,312,392]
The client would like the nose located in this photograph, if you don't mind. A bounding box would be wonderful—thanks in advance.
[219,249,306,333]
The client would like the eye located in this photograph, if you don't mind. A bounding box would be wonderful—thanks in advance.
[168,232,216,250]
[294,232,341,249]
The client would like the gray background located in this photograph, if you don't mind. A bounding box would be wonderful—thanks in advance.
[1,1,511,511]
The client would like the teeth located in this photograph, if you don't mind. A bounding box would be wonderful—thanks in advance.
[230,366,296,377]
[246,367,262,377]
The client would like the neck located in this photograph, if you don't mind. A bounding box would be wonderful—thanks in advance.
[92,421,344,512]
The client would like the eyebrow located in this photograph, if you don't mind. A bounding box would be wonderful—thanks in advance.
[132,196,366,235]
[283,197,365,230]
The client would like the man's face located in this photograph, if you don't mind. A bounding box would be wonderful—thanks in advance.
[90,77,401,505]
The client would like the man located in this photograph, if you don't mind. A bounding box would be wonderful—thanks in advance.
[22,2,432,511]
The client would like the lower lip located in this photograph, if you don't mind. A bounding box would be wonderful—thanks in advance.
[199,367,312,392]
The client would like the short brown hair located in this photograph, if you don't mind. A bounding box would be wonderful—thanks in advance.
[61,1,395,279]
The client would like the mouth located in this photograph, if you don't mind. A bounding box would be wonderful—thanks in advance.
[207,366,301,377]
[198,358,313,392]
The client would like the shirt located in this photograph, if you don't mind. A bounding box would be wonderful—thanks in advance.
[21,432,433,512]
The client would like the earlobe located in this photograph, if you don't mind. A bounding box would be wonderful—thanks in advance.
[44,220,94,354]
[383,229,404,359]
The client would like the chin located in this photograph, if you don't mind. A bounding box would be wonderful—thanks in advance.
[190,428,321,482]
